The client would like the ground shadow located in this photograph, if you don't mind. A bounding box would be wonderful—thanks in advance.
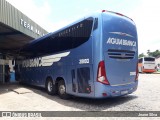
[0,82,20,95]
[19,83,138,111]
[0,83,138,111]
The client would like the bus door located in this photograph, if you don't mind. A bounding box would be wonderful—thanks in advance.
[70,66,76,93]
[75,64,94,97]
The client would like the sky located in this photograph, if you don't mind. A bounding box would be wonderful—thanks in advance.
[6,0,160,54]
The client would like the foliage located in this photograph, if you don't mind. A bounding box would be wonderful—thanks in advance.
[138,53,146,58]
[139,50,160,58]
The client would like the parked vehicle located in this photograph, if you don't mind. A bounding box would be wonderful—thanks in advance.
[15,10,138,99]
[138,57,156,73]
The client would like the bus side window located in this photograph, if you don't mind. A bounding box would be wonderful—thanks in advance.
[23,17,94,57]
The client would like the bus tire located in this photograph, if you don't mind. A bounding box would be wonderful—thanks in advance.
[46,78,57,95]
[58,80,70,99]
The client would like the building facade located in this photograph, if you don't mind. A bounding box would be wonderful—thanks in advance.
[0,0,48,83]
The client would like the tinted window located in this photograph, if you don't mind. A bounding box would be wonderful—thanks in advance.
[144,57,155,61]
[21,17,94,57]
[93,18,98,30]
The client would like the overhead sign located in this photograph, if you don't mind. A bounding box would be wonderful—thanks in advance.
[20,19,45,37]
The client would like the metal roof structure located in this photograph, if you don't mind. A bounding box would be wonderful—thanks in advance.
[0,0,48,55]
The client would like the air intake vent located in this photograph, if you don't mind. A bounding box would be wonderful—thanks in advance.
[108,49,135,59]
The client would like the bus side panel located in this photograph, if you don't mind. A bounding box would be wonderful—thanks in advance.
[66,38,95,98]
[92,14,102,80]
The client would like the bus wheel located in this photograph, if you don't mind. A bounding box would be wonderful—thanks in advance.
[46,78,57,95]
[58,80,70,99]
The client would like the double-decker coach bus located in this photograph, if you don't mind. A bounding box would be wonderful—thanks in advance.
[15,10,138,99]
[138,57,156,73]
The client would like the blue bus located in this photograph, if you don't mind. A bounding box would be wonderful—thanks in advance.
[15,10,138,99]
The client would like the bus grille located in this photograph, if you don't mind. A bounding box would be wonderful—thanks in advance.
[108,49,135,59]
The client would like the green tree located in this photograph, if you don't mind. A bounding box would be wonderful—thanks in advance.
[138,53,146,58]
[151,50,160,57]
[145,50,160,57]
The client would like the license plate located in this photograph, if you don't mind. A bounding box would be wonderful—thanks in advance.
[121,90,128,95]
